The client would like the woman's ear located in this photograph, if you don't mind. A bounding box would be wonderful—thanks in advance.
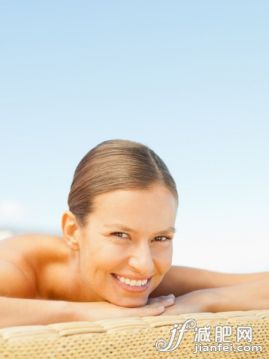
[61,210,80,251]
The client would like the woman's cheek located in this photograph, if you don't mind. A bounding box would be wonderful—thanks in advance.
[154,245,172,268]
[98,244,126,267]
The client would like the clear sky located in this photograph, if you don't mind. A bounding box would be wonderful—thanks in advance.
[0,1,268,273]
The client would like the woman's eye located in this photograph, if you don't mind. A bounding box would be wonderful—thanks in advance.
[111,232,129,239]
[154,236,172,242]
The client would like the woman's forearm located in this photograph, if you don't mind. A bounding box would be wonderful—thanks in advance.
[158,277,269,316]
[0,296,73,329]
[151,265,269,298]
[0,295,176,329]
[209,277,269,312]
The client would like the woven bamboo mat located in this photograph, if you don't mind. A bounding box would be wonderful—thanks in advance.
[0,310,268,358]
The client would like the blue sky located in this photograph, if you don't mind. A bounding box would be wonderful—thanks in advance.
[0,1,268,272]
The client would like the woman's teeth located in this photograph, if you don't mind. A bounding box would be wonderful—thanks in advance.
[115,275,148,287]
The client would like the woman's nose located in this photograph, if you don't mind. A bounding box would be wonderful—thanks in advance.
[127,242,155,276]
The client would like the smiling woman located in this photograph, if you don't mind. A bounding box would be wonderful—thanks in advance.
[60,138,178,308]
[0,139,269,329]
[62,183,177,308]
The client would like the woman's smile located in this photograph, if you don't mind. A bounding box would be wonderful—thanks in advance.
[111,273,151,292]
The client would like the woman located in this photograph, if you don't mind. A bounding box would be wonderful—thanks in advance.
[0,139,268,328]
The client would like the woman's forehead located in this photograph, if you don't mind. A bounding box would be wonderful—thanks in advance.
[93,187,177,211]
[89,186,177,229]
[95,185,176,202]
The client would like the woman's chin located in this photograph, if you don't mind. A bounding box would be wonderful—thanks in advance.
[109,297,148,308]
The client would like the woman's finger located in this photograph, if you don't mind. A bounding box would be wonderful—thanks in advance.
[132,301,166,317]
[147,294,175,306]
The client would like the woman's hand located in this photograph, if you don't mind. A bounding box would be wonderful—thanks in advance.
[69,294,176,322]
[148,289,218,315]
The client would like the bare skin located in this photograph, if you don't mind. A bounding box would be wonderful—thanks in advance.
[1,185,269,321]
[0,233,178,328]
[1,233,269,314]
[0,234,78,300]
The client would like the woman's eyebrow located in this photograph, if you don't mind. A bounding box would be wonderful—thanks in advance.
[104,224,176,234]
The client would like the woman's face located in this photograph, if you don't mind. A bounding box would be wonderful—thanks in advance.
[76,184,178,307]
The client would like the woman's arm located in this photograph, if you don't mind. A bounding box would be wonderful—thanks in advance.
[0,296,73,329]
[150,265,269,298]
[154,277,269,315]
[149,266,269,314]
[0,259,176,328]
[0,295,176,328]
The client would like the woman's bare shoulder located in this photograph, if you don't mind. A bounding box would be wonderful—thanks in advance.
[0,233,62,261]
[0,234,65,298]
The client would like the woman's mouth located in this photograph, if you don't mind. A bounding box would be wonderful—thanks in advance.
[111,273,151,292]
